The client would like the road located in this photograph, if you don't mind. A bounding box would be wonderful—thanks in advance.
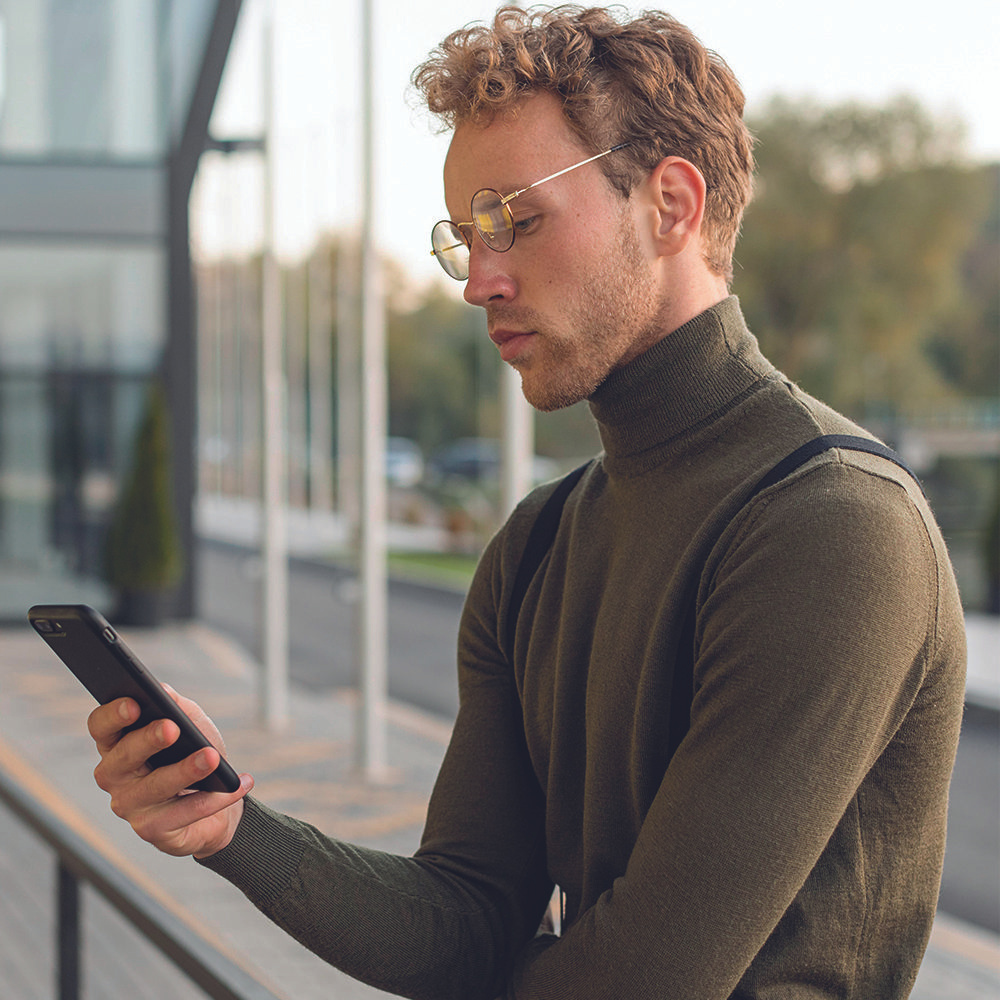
[937,703,1000,933]
[197,541,462,719]
[197,540,1000,935]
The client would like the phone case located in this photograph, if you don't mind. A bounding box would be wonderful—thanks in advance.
[27,604,241,793]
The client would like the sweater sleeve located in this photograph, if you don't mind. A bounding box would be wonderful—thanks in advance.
[198,530,553,1000]
[503,461,964,998]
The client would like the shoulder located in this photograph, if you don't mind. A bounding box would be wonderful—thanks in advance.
[735,445,935,559]
[709,446,959,671]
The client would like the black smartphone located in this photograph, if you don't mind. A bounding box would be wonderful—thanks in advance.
[27,604,241,794]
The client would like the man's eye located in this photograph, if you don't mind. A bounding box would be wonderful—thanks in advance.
[512,215,539,234]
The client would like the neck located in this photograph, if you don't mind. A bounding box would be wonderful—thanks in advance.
[622,250,730,370]
[656,255,731,342]
[589,297,774,471]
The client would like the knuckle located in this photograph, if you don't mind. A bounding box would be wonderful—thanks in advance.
[132,816,157,844]
[109,796,130,821]
[87,709,112,745]
[93,761,110,792]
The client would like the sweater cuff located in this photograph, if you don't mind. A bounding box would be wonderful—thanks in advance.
[195,796,305,902]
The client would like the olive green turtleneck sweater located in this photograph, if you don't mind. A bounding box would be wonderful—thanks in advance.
[202,298,966,1000]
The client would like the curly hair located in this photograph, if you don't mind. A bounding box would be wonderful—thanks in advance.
[412,5,755,282]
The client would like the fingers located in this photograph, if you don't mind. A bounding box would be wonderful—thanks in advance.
[93,714,182,794]
[87,697,140,754]
[88,686,251,857]
[162,684,227,756]
[128,769,254,858]
[100,733,254,857]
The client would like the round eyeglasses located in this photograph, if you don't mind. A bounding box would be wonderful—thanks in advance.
[430,143,629,281]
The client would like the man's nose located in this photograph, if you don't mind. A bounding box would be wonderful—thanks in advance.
[463,240,516,307]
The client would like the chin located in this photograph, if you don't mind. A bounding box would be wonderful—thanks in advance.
[519,372,599,413]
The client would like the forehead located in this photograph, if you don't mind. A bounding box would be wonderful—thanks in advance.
[442,91,590,207]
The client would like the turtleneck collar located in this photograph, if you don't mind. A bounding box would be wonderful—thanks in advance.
[587,297,775,469]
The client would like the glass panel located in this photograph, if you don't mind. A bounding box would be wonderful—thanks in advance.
[49,0,112,154]
[0,0,167,158]
[0,243,166,616]
[0,245,163,372]
[0,16,7,124]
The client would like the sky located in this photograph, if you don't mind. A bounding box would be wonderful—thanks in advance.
[192,0,1000,284]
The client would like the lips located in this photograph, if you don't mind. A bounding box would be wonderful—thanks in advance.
[490,328,536,364]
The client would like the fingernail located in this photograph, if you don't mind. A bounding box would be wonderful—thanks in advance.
[195,750,212,772]
[118,700,132,722]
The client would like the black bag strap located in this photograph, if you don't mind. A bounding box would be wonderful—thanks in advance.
[505,460,592,656]
[749,434,922,498]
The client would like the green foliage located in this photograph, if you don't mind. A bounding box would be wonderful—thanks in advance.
[104,382,183,591]
[387,282,497,451]
[736,96,994,416]
[924,164,1000,398]
[388,550,478,590]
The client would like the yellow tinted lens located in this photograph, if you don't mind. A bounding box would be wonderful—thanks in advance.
[431,221,470,280]
[471,189,514,252]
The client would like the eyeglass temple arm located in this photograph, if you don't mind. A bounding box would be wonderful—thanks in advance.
[500,143,630,206]
[431,243,464,257]
[430,221,475,257]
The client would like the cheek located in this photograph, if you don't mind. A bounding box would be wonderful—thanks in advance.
[521,200,632,295]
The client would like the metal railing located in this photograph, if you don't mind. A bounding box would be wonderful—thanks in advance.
[0,766,282,1000]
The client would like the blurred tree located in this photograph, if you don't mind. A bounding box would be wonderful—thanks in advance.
[387,279,493,452]
[104,381,183,624]
[924,164,999,398]
[736,96,994,416]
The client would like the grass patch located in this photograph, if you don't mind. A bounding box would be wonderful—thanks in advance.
[388,550,479,590]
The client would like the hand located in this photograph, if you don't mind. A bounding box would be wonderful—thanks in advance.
[89,686,253,859]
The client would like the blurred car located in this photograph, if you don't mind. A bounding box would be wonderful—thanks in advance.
[427,438,558,485]
[385,436,425,488]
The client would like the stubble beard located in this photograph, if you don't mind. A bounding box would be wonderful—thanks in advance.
[509,227,661,413]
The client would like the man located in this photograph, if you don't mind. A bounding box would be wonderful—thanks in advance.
[89,7,966,998]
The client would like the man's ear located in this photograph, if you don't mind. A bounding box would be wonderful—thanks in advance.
[643,156,707,258]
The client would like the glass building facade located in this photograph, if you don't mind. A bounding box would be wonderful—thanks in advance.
[0,0,240,619]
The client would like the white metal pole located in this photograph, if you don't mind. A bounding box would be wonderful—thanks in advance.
[500,363,534,517]
[356,0,388,778]
[210,245,224,498]
[336,231,361,535]
[307,248,333,512]
[259,3,289,730]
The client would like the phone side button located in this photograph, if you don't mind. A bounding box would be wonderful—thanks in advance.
[103,627,118,644]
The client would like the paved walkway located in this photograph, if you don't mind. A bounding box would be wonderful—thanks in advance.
[0,614,997,999]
